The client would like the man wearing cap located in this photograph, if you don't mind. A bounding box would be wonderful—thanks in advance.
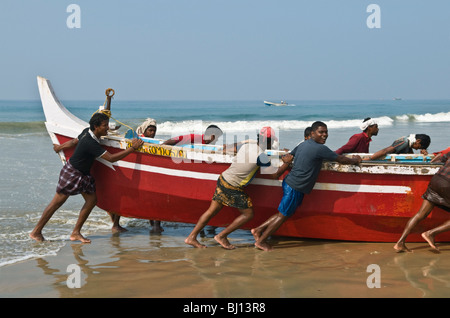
[335,117,379,155]
[185,127,293,249]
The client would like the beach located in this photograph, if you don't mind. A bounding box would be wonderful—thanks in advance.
[2,0,450,304]
[2,223,450,299]
[1,99,450,300]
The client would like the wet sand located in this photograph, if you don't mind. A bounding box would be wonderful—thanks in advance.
[2,223,450,299]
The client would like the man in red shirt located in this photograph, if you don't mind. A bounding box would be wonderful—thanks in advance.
[335,117,379,155]
[434,147,450,156]
[163,124,223,146]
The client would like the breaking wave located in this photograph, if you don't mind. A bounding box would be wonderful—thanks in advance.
[2,111,449,136]
[155,111,450,134]
[394,111,450,123]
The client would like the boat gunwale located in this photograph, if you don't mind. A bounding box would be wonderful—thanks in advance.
[104,134,443,176]
[39,75,442,177]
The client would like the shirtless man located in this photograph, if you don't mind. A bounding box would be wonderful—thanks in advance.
[394,151,450,252]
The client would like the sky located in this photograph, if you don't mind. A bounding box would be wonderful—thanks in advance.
[1,0,450,101]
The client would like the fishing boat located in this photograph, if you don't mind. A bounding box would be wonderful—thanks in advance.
[38,76,449,242]
[264,100,288,107]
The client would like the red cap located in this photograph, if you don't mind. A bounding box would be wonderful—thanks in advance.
[260,126,277,140]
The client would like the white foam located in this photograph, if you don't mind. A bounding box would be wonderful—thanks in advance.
[0,210,112,268]
[412,112,450,122]
[154,115,395,135]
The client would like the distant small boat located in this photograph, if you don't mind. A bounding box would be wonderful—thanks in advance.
[393,97,402,100]
[264,100,288,107]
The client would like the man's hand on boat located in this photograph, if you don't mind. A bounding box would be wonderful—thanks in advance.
[281,153,294,164]
[420,149,428,156]
[130,138,144,151]
[336,154,362,165]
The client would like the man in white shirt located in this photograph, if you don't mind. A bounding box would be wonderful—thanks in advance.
[185,127,293,249]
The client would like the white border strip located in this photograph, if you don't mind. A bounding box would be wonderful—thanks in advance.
[313,182,410,194]
[102,160,411,194]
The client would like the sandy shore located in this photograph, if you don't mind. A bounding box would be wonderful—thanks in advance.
[2,224,450,299]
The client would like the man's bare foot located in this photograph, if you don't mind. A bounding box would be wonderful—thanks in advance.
[185,237,207,248]
[255,241,273,251]
[29,232,45,242]
[422,231,439,251]
[251,228,260,242]
[214,235,235,250]
[70,233,91,243]
[112,225,128,233]
[393,242,412,253]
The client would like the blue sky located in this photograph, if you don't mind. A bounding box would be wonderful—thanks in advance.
[1,0,449,100]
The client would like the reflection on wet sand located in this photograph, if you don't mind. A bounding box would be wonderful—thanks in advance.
[3,223,450,298]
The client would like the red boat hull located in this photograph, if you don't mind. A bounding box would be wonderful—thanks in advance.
[56,134,450,243]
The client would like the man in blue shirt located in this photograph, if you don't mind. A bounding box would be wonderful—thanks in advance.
[251,121,362,251]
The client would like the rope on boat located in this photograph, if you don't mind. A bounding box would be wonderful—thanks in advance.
[91,88,135,134]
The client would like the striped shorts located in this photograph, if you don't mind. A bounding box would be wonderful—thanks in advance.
[56,161,96,195]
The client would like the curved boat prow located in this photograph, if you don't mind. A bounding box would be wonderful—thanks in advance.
[37,76,87,139]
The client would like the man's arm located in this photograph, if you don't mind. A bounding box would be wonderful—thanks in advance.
[53,138,78,153]
[431,153,443,163]
[336,154,362,165]
[162,134,192,146]
[221,142,240,154]
[100,138,143,163]
[162,138,178,146]
[364,146,395,161]
[267,154,294,179]
[221,140,252,154]
[431,152,450,163]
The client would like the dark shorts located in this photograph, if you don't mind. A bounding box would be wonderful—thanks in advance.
[212,175,252,210]
[278,179,304,217]
[422,174,450,212]
[56,161,96,195]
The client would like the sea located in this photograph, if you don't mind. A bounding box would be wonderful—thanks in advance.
[1,98,449,298]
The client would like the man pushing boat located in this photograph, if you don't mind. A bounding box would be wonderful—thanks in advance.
[30,112,143,243]
[185,127,293,249]
[394,150,450,252]
[251,121,362,251]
